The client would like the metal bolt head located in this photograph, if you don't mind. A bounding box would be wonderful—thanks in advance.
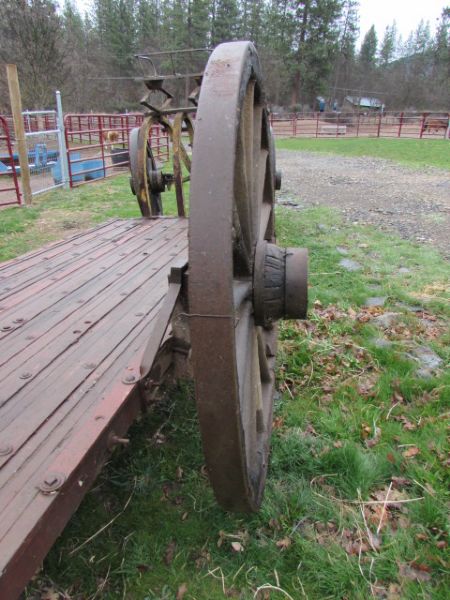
[0,444,13,456]
[122,373,137,384]
[39,471,66,493]
[19,372,32,380]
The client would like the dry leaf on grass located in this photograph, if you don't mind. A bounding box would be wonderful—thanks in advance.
[366,426,382,448]
[399,562,431,582]
[402,446,420,458]
[164,540,177,565]
[275,537,292,550]
[40,589,61,600]
[176,583,188,600]
[391,476,411,489]
[231,541,244,553]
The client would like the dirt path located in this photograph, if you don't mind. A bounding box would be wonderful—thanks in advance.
[277,150,450,258]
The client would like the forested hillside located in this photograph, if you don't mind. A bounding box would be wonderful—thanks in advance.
[0,1,448,113]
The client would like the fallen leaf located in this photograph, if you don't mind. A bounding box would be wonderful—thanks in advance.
[402,446,420,459]
[272,416,285,429]
[366,426,382,448]
[40,589,60,600]
[399,562,431,582]
[176,466,184,480]
[391,476,411,489]
[361,423,372,440]
[276,537,292,550]
[136,563,153,573]
[164,540,177,565]
[231,541,244,553]
[268,518,281,531]
[181,511,188,521]
[176,583,188,600]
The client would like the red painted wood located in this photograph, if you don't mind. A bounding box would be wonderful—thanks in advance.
[0,217,188,599]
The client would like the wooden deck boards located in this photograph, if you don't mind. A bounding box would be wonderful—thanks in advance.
[0,217,188,599]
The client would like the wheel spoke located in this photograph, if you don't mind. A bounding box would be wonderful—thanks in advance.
[256,327,271,384]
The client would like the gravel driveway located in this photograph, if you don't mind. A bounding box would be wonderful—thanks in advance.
[277,150,450,258]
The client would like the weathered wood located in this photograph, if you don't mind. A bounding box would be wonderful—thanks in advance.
[0,217,188,600]
[5,64,32,205]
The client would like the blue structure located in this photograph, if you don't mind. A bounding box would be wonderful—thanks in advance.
[52,152,105,185]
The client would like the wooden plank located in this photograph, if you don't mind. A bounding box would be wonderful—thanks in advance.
[0,217,188,599]
[0,219,183,349]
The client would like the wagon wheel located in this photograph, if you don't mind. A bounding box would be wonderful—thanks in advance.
[189,41,308,512]
[172,112,194,217]
[129,122,163,217]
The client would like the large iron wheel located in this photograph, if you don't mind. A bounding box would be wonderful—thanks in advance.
[129,123,163,217]
[189,42,307,512]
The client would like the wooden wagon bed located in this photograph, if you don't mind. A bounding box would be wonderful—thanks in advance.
[0,217,188,598]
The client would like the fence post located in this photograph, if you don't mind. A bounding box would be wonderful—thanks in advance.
[55,91,70,189]
[377,112,382,137]
[98,116,106,178]
[419,113,426,139]
[6,64,32,205]
[398,112,404,138]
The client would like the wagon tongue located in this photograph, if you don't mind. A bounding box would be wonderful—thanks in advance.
[253,240,308,327]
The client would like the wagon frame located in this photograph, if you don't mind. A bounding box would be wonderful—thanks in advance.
[0,42,308,598]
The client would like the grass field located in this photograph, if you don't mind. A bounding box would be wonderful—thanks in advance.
[276,138,450,171]
[0,145,448,599]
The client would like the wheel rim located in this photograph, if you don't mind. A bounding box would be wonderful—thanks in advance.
[129,123,162,217]
[189,42,277,511]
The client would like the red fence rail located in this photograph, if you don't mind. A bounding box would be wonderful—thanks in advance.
[0,116,21,207]
[64,113,169,188]
[269,111,450,139]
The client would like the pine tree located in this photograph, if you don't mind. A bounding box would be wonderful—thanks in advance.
[379,21,397,66]
[0,0,69,108]
[359,24,377,66]
[211,0,239,45]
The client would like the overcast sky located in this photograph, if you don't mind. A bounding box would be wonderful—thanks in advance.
[358,0,448,44]
[74,0,448,44]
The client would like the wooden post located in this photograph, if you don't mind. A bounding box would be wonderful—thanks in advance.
[6,64,32,205]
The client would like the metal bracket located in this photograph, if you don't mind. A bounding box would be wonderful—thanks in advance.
[138,260,188,381]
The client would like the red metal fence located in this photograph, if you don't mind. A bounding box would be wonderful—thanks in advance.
[0,116,21,207]
[64,113,169,188]
[270,111,450,139]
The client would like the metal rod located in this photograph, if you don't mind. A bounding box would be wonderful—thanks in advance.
[56,90,70,189]
[135,48,209,58]
[24,128,59,137]
[21,110,56,116]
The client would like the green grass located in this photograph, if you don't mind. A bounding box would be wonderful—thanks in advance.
[0,174,179,262]
[21,205,449,600]
[1,159,448,599]
[276,138,450,170]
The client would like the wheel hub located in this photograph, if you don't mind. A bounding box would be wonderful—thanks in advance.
[253,240,308,327]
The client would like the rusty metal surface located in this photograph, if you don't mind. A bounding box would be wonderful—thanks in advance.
[0,217,187,599]
[189,41,278,512]
[189,41,308,513]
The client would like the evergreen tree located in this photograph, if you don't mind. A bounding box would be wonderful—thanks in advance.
[0,0,69,108]
[379,21,397,66]
[211,0,240,44]
[359,24,377,66]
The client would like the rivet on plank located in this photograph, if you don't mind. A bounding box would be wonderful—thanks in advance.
[19,372,32,379]
[0,443,13,456]
[39,472,66,493]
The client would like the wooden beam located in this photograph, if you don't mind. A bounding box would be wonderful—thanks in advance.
[6,64,32,205]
